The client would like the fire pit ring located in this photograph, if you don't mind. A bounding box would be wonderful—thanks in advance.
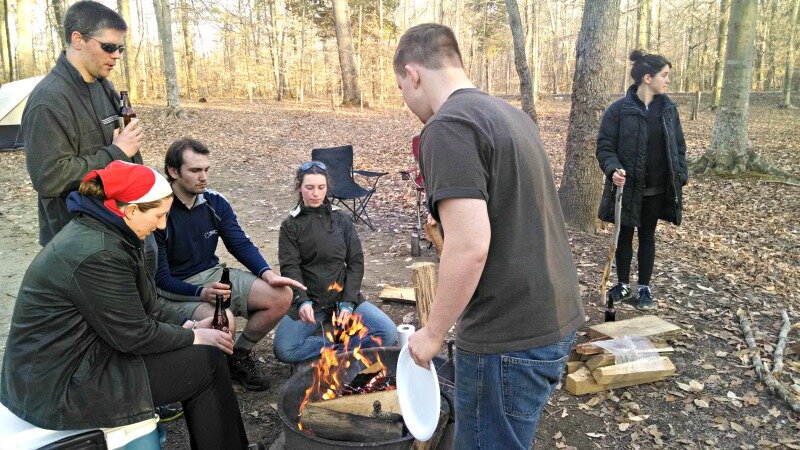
[277,347,451,450]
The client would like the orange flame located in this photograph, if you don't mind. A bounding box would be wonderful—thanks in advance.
[329,281,343,293]
[296,311,389,428]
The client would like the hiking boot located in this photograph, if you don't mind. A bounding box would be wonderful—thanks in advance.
[154,402,183,422]
[228,350,271,391]
[637,286,655,310]
[608,282,634,304]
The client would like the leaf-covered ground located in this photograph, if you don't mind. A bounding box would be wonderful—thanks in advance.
[0,94,796,449]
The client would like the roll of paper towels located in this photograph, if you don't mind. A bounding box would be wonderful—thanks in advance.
[397,324,416,348]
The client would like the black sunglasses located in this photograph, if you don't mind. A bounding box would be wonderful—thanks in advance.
[300,161,327,172]
[85,35,125,54]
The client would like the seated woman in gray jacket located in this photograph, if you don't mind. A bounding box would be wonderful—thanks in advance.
[0,161,250,450]
[274,161,398,363]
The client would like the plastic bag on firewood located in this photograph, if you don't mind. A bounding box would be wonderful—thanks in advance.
[593,336,668,370]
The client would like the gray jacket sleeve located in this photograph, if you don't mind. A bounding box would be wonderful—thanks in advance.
[24,103,129,197]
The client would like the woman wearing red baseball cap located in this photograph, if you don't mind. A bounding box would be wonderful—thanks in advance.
[1,161,251,449]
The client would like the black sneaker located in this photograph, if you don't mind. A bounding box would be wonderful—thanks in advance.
[608,282,634,304]
[154,402,183,422]
[637,286,655,310]
[228,350,271,391]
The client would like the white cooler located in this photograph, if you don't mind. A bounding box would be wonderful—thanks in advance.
[0,403,160,450]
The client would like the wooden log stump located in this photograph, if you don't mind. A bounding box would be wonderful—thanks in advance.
[424,222,444,254]
[411,262,437,327]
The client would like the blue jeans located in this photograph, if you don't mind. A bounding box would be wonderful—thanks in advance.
[273,301,398,363]
[454,332,576,450]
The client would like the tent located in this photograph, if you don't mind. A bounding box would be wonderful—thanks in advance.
[0,76,45,151]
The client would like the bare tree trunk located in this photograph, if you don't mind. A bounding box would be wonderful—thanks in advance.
[181,0,198,98]
[266,0,289,101]
[506,0,537,123]
[780,0,800,108]
[764,0,778,90]
[558,0,620,232]
[332,0,362,106]
[0,0,12,80]
[378,0,384,106]
[50,0,65,49]
[524,0,539,105]
[137,0,151,98]
[153,0,185,117]
[299,0,307,103]
[15,0,34,78]
[693,0,777,175]
[117,0,136,98]
[711,0,731,109]
[621,5,630,92]
[636,0,650,49]
[753,0,774,91]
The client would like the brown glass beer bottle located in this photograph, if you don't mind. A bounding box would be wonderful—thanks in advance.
[220,266,231,309]
[211,294,229,332]
[119,91,136,126]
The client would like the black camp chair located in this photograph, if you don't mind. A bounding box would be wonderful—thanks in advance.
[311,145,388,230]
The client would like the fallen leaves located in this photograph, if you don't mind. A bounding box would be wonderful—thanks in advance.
[676,379,705,393]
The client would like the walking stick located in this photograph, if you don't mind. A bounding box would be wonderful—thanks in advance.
[600,178,624,321]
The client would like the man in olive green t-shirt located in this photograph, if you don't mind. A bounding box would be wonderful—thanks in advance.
[393,23,584,450]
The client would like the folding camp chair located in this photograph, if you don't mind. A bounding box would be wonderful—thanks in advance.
[311,145,388,230]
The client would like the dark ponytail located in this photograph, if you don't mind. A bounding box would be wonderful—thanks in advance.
[629,49,671,85]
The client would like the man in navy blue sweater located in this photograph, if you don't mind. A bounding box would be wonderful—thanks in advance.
[155,137,305,391]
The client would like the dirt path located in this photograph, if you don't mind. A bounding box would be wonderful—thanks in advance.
[0,97,797,449]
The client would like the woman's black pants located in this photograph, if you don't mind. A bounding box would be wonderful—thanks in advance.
[144,345,248,450]
[615,193,665,287]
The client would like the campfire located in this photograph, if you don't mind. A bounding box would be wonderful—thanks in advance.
[273,282,450,447]
[298,310,391,430]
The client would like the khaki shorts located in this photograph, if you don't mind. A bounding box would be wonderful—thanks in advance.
[155,265,258,323]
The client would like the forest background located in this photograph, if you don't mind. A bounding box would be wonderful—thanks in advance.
[1,0,798,110]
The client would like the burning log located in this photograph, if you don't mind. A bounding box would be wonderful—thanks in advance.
[300,404,404,442]
[309,390,401,418]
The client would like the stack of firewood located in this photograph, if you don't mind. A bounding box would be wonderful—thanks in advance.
[565,315,681,396]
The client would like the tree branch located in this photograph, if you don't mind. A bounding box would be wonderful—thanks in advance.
[736,308,800,413]
[771,309,791,376]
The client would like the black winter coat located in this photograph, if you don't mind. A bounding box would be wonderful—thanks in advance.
[596,86,688,226]
[0,193,194,429]
[278,203,365,320]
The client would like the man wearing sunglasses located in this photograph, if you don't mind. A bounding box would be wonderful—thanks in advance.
[23,0,143,247]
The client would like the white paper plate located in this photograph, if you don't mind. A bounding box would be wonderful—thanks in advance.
[396,344,440,441]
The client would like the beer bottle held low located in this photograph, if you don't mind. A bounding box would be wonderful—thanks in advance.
[118,91,136,127]
[211,294,229,332]
[220,266,231,309]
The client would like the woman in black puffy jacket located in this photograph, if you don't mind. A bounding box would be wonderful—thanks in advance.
[274,161,397,363]
[596,50,688,310]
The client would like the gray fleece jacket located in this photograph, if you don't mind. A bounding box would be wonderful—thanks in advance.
[22,51,142,246]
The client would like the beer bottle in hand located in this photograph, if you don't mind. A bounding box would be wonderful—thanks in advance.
[211,294,229,332]
[119,91,136,126]
[220,266,231,309]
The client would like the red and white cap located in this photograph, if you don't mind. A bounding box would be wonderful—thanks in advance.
[82,161,173,217]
